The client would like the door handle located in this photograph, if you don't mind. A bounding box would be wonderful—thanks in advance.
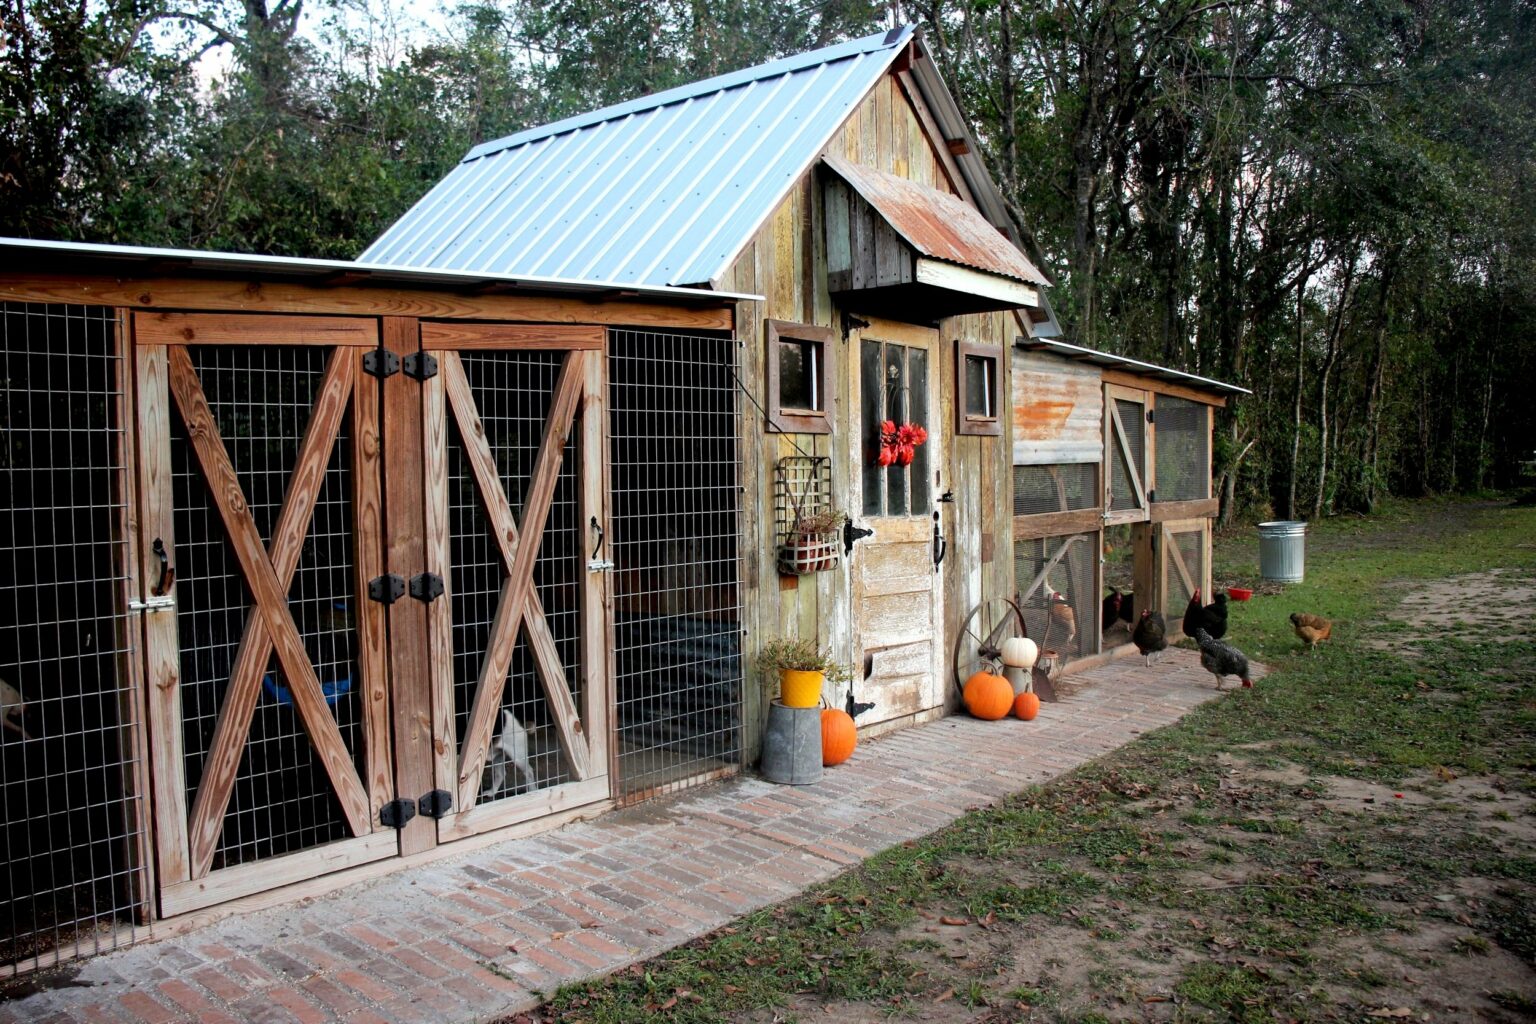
[151,538,175,596]
[932,512,946,570]
[588,517,613,572]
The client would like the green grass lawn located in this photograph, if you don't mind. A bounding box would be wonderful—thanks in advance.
[509,497,1536,1023]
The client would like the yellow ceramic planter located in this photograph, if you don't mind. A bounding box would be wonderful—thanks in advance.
[779,669,824,708]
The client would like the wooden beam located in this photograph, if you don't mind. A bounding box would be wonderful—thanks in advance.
[1148,498,1220,522]
[136,312,376,347]
[0,274,735,331]
[421,322,605,351]
[381,317,436,856]
[1017,534,1087,607]
[185,347,356,879]
[1101,368,1227,407]
[166,347,372,841]
[1012,508,1104,540]
[351,348,393,824]
[133,342,190,887]
[421,360,458,824]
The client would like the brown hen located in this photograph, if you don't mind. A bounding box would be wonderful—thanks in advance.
[1289,612,1332,651]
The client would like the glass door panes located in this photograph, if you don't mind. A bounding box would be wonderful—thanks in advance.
[860,339,930,518]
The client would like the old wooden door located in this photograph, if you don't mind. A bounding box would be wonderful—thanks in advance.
[1103,384,1150,524]
[846,319,945,725]
[419,325,611,842]
[136,314,395,915]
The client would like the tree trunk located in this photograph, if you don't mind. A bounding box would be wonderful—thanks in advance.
[1287,272,1307,519]
[1313,249,1358,520]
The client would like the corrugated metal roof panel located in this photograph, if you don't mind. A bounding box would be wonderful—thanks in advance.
[0,236,762,304]
[1017,338,1250,396]
[822,154,1049,287]
[363,28,915,287]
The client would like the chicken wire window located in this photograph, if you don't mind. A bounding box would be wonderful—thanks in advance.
[1152,396,1210,502]
[611,329,741,800]
[1162,523,1207,622]
[447,351,583,803]
[1014,463,1098,517]
[172,346,364,868]
[2,304,146,974]
[1108,397,1147,511]
[1015,532,1097,660]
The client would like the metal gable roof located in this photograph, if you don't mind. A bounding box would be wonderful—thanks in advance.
[362,28,919,287]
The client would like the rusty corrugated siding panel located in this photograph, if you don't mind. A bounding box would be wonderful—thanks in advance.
[822,155,1049,287]
[1012,350,1102,465]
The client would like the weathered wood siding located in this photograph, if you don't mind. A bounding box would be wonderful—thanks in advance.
[1012,350,1103,465]
[726,73,1018,755]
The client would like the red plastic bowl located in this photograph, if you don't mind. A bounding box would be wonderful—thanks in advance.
[1227,587,1254,602]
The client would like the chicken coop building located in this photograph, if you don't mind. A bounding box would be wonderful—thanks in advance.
[0,25,1244,976]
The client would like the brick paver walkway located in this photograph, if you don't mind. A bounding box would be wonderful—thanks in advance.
[3,649,1250,1024]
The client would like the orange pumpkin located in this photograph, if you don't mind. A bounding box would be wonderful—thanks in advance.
[963,670,1014,720]
[1013,690,1041,721]
[820,708,857,766]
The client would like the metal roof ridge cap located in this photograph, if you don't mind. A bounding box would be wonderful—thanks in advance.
[463,25,916,163]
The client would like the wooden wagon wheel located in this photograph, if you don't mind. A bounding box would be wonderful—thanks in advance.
[952,597,1027,697]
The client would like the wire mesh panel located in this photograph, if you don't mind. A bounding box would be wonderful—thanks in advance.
[1162,523,1208,623]
[1014,531,1097,660]
[447,351,583,803]
[610,329,741,800]
[1153,397,1209,502]
[1101,523,1137,647]
[1,304,145,973]
[1109,397,1146,511]
[172,347,364,869]
[1013,463,1098,517]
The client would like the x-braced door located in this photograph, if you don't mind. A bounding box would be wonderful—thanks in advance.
[136,315,393,916]
[420,325,611,841]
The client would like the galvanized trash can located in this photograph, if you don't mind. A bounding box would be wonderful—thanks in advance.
[1257,520,1307,583]
[760,700,822,785]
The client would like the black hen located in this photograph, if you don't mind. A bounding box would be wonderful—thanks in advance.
[1132,608,1167,666]
[1116,591,1136,625]
[1193,628,1251,689]
[1101,589,1123,632]
[845,686,876,720]
[1181,588,1204,638]
[1181,591,1230,640]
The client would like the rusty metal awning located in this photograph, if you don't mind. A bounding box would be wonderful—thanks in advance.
[822,154,1050,293]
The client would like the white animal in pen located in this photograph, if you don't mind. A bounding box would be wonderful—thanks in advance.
[1,678,29,739]
[484,709,536,797]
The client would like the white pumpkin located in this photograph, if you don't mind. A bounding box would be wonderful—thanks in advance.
[1000,636,1038,669]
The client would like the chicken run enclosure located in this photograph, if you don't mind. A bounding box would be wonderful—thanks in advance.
[0,249,748,975]
[1011,340,1241,666]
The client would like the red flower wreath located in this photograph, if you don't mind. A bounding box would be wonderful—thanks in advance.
[876,419,928,467]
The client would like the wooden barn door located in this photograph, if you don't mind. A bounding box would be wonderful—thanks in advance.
[419,325,611,842]
[1104,384,1150,524]
[135,315,394,915]
[846,319,945,726]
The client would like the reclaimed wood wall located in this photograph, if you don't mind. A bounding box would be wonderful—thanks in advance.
[723,73,1017,756]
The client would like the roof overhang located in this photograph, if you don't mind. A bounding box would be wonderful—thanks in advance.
[821,155,1045,319]
[1017,336,1251,398]
[0,237,763,306]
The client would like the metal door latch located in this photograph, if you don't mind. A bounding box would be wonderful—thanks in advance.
[128,595,176,613]
[587,559,615,572]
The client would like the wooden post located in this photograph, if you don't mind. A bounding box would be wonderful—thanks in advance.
[381,317,436,856]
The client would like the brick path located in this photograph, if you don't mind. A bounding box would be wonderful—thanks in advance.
[2,649,1248,1024]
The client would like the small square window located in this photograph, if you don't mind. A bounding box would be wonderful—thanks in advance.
[766,320,834,434]
[956,340,1002,436]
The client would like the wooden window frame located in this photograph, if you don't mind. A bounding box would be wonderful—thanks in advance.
[765,319,834,434]
[956,339,1002,436]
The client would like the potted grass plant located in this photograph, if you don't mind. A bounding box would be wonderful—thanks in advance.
[758,636,853,709]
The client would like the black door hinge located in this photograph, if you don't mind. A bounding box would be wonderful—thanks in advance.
[1148,488,1156,503]
[403,352,439,381]
[418,789,453,819]
[368,573,406,604]
[1146,408,1155,423]
[379,798,417,829]
[363,349,401,378]
[410,572,445,602]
